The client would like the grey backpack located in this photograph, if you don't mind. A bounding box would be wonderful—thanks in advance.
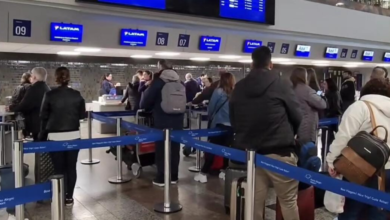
[161,79,186,114]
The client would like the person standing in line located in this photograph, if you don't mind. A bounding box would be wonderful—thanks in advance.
[290,67,326,145]
[229,46,302,220]
[99,73,113,96]
[194,72,235,183]
[121,70,142,111]
[140,67,184,186]
[321,78,341,158]
[370,66,388,80]
[196,73,206,88]
[139,70,153,94]
[340,70,356,112]
[10,72,31,137]
[185,73,201,102]
[307,68,321,92]
[39,67,86,206]
[7,67,50,141]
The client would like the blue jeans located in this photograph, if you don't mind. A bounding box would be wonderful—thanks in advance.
[338,170,390,220]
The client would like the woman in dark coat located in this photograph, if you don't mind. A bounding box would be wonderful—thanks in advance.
[121,71,142,111]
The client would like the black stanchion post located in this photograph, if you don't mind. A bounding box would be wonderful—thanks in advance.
[14,140,24,220]
[245,150,256,220]
[322,127,329,171]
[81,111,100,165]
[154,129,182,213]
[51,175,64,220]
[108,118,131,184]
[188,113,202,172]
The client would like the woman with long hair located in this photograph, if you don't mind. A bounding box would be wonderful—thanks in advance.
[307,68,321,91]
[194,72,235,183]
[290,67,326,145]
[99,73,113,96]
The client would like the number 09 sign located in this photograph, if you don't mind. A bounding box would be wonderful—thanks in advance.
[13,19,31,37]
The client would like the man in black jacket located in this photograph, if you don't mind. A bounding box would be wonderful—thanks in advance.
[8,67,50,140]
[230,46,302,220]
[340,70,356,112]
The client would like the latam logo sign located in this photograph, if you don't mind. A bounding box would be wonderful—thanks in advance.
[120,29,148,47]
[384,52,390,62]
[362,51,374,61]
[199,36,222,52]
[243,40,262,53]
[50,23,83,43]
[325,47,339,59]
[295,45,311,58]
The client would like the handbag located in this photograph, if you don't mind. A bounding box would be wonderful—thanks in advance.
[334,101,390,191]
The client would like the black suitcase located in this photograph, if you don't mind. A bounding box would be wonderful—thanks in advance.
[230,176,246,220]
[224,167,246,214]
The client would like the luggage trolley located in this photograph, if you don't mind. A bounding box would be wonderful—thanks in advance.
[129,109,156,178]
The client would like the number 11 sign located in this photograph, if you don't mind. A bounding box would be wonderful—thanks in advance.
[13,19,31,37]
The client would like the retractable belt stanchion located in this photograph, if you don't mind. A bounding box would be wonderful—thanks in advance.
[108,118,131,184]
[51,175,65,220]
[14,140,25,220]
[81,111,100,165]
[0,122,14,166]
[188,113,202,172]
[321,127,329,171]
[245,150,256,220]
[154,129,182,213]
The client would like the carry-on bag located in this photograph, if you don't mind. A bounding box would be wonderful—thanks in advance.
[334,101,390,189]
[224,168,246,214]
[230,177,246,220]
[276,186,315,220]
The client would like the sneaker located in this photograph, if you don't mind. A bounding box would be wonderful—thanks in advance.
[65,198,74,206]
[171,177,178,185]
[7,214,28,220]
[194,173,208,183]
[153,178,165,187]
[219,171,226,180]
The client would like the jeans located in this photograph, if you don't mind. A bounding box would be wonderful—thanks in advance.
[155,140,180,181]
[338,170,390,220]
[49,150,80,199]
[320,125,338,160]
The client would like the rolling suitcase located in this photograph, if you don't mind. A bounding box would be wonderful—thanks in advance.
[224,167,246,214]
[276,186,315,220]
[230,177,247,220]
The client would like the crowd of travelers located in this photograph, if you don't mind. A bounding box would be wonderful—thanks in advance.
[4,46,390,220]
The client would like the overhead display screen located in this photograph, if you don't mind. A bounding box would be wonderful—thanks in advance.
[98,0,166,9]
[243,40,262,53]
[384,52,390,62]
[50,23,83,43]
[120,29,148,47]
[77,0,275,24]
[362,51,374,61]
[295,45,311,58]
[199,36,222,51]
[325,47,339,59]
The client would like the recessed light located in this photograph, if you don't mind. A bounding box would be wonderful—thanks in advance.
[313,63,329,66]
[272,58,290,62]
[238,60,252,63]
[111,63,128,66]
[312,60,330,64]
[219,55,242,59]
[155,52,180,56]
[131,55,152,59]
[343,65,358,68]
[346,62,364,65]
[57,51,80,56]
[190,57,210,61]
[100,65,109,68]
[74,48,101,53]
[279,62,297,65]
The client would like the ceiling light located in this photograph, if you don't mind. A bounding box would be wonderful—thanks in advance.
[100,65,109,68]
[343,65,358,68]
[111,63,128,66]
[74,47,101,53]
[219,55,242,59]
[155,52,180,56]
[238,59,252,63]
[279,62,297,65]
[190,57,210,61]
[313,63,329,66]
[131,55,152,59]
[346,62,364,66]
[57,51,80,56]
[272,58,290,62]
[380,64,390,67]
[312,60,330,64]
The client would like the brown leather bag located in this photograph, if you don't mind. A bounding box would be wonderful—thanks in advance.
[334,101,387,191]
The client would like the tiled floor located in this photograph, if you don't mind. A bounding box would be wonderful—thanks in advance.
[0,122,336,220]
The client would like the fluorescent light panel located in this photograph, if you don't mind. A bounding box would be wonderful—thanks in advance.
[190,57,210,61]
[155,52,180,56]
[74,47,101,53]
[57,51,80,56]
[131,55,152,58]
[219,55,241,59]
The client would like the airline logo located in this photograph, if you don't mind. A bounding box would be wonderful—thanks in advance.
[364,51,374,57]
[124,31,145,37]
[203,37,220,43]
[326,47,339,54]
[247,41,262,46]
[54,25,80,31]
[297,45,311,52]
[385,52,390,58]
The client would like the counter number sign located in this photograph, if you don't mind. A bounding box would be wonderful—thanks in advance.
[156,32,169,46]
[340,49,348,58]
[280,43,290,54]
[13,19,31,37]
[351,49,358,59]
[267,42,276,53]
[178,34,190,47]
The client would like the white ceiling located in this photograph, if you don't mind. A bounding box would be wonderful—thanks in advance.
[0,42,389,68]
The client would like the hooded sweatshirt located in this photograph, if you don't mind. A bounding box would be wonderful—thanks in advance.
[140,69,184,129]
[229,68,302,154]
[327,94,390,169]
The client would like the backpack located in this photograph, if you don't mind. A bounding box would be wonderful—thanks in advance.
[161,78,186,114]
[299,142,321,172]
[334,101,390,190]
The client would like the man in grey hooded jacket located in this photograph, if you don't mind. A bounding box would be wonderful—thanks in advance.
[140,68,184,186]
